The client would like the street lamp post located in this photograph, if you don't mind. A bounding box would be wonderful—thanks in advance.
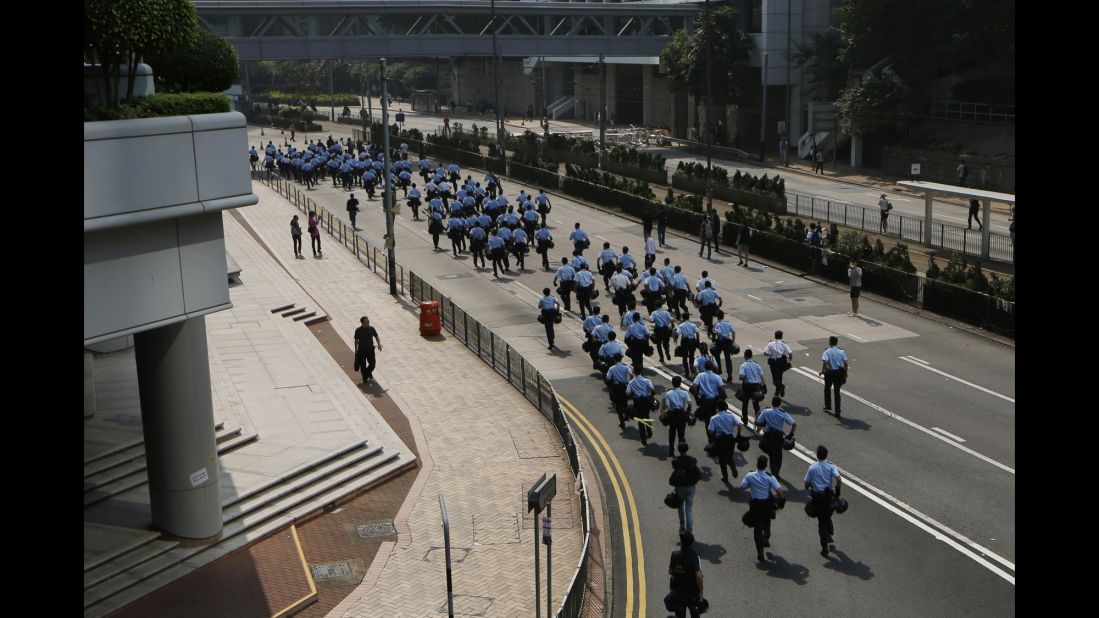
[492,0,505,158]
[704,0,713,213]
[380,58,397,295]
[760,52,768,162]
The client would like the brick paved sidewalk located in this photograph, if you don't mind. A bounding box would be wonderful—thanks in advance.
[242,182,585,618]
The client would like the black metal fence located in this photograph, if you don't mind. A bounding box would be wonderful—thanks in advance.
[786,191,1014,263]
[251,171,408,295]
[410,273,592,618]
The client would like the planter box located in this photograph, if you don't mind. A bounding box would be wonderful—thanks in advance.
[672,175,785,214]
[252,115,324,132]
[427,142,486,169]
[509,161,561,191]
[923,280,1015,337]
[560,177,702,235]
[606,159,668,185]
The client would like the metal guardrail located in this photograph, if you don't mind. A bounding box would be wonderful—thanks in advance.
[410,272,592,618]
[250,169,591,617]
[251,171,408,294]
[931,99,1015,123]
[785,191,1014,263]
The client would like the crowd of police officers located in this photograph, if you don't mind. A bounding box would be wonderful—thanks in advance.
[252,136,850,618]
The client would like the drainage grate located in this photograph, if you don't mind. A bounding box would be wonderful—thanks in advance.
[356,522,397,539]
[311,561,353,580]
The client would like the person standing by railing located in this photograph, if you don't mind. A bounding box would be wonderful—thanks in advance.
[308,211,322,258]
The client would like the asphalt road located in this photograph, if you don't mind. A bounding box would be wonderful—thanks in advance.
[247,122,1016,616]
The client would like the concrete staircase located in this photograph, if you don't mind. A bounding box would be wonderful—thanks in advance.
[271,302,329,326]
[82,439,413,617]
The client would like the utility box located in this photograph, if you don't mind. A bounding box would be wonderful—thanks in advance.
[419,301,441,336]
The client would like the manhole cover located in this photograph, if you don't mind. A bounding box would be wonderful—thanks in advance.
[356,522,397,539]
[311,561,353,579]
[437,273,473,280]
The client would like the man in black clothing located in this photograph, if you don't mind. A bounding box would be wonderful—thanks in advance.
[642,204,654,240]
[346,194,360,230]
[665,531,704,618]
[353,316,383,384]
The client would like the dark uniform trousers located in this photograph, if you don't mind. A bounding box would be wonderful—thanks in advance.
[632,395,654,442]
[739,382,762,424]
[653,326,672,361]
[749,498,776,558]
[768,357,789,397]
[609,383,629,427]
[668,409,688,451]
[541,309,557,346]
[760,429,785,477]
[824,369,844,416]
[811,489,836,549]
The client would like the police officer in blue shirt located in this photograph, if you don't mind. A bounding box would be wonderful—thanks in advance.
[737,349,766,425]
[496,226,513,270]
[627,373,656,445]
[618,247,637,276]
[675,320,700,377]
[641,267,666,313]
[650,307,674,362]
[740,454,785,563]
[805,445,842,557]
[605,356,634,429]
[820,336,849,418]
[535,224,554,270]
[597,242,618,291]
[624,313,651,374]
[756,396,796,477]
[707,401,744,481]
[407,184,422,220]
[522,206,539,239]
[711,311,737,382]
[583,314,603,339]
[575,264,596,318]
[571,253,589,272]
[695,282,722,337]
[538,288,561,350]
[659,258,676,303]
[511,227,529,270]
[598,330,626,378]
[447,216,466,257]
[488,230,508,277]
[671,266,691,320]
[535,189,552,226]
[689,363,725,429]
[553,258,577,312]
[663,376,693,455]
[569,223,590,256]
[468,223,487,269]
[249,146,259,171]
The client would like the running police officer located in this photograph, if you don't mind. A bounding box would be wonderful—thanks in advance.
[689,362,725,432]
[764,330,793,398]
[663,375,692,455]
[737,349,765,425]
[711,310,737,381]
[535,223,554,270]
[554,257,577,312]
[624,312,651,375]
[575,264,596,318]
[675,319,700,377]
[756,396,796,477]
[650,305,674,363]
[605,355,634,429]
[538,288,561,350]
[821,336,849,418]
[706,401,743,482]
[740,454,785,563]
[627,371,657,445]
[805,445,842,557]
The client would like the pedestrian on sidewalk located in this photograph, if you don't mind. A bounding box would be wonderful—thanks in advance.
[347,193,360,230]
[878,194,892,234]
[968,198,983,230]
[290,215,303,258]
[736,224,753,267]
[957,160,968,187]
[805,445,842,557]
[756,397,796,477]
[763,331,793,398]
[670,442,702,533]
[808,223,823,274]
[847,259,862,316]
[698,214,714,259]
[820,336,848,418]
[538,288,562,350]
[665,531,705,618]
[740,454,785,564]
[353,316,383,384]
[815,149,825,174]
[308,211,322,257]
[663,376,692,455]
[657,203,668,246]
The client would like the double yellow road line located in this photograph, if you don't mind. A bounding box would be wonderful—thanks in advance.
[558,395,646,618]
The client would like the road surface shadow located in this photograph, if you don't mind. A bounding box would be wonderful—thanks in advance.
[759,553,810,585]
[822,548,874,580]
[716,483,750,504]
[837,416,871,431]
[691,540,728,565]
[782,402,813,417]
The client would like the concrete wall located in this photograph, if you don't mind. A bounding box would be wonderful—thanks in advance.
[451,58,537,120]
[84,112,258,345]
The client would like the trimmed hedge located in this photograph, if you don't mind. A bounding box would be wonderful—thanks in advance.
[673,175,786,215]
[85,92,231,121]
[605,159,668,185]
[509,161,562,190]
[259,91,360,107]
[923,280,1015,337]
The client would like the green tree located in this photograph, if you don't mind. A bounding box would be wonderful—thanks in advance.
[84,0,198,106]
[148,30,239,93]
[660,6,752,106]
[793,30,846,101]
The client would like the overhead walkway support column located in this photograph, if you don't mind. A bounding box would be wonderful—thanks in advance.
[134,316,222,539]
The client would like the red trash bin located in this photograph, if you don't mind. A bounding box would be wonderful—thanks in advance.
[419,301,441,336]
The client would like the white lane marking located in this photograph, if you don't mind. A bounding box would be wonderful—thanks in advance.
[846,333,867,343]
[899,356,1014,403]
[553,219,564,225]
[783,443,1015,584]
[594,235,608,241]
[746,294,762,301]
[789,367,1014,475]
[511,280,544,300]
[906,356,930,365]
[931,427,966,443]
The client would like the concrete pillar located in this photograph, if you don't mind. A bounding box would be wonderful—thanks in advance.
[134,316,222,539]
[923,193,934,245]
[850,134,863,167]
[980,198,992,260]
